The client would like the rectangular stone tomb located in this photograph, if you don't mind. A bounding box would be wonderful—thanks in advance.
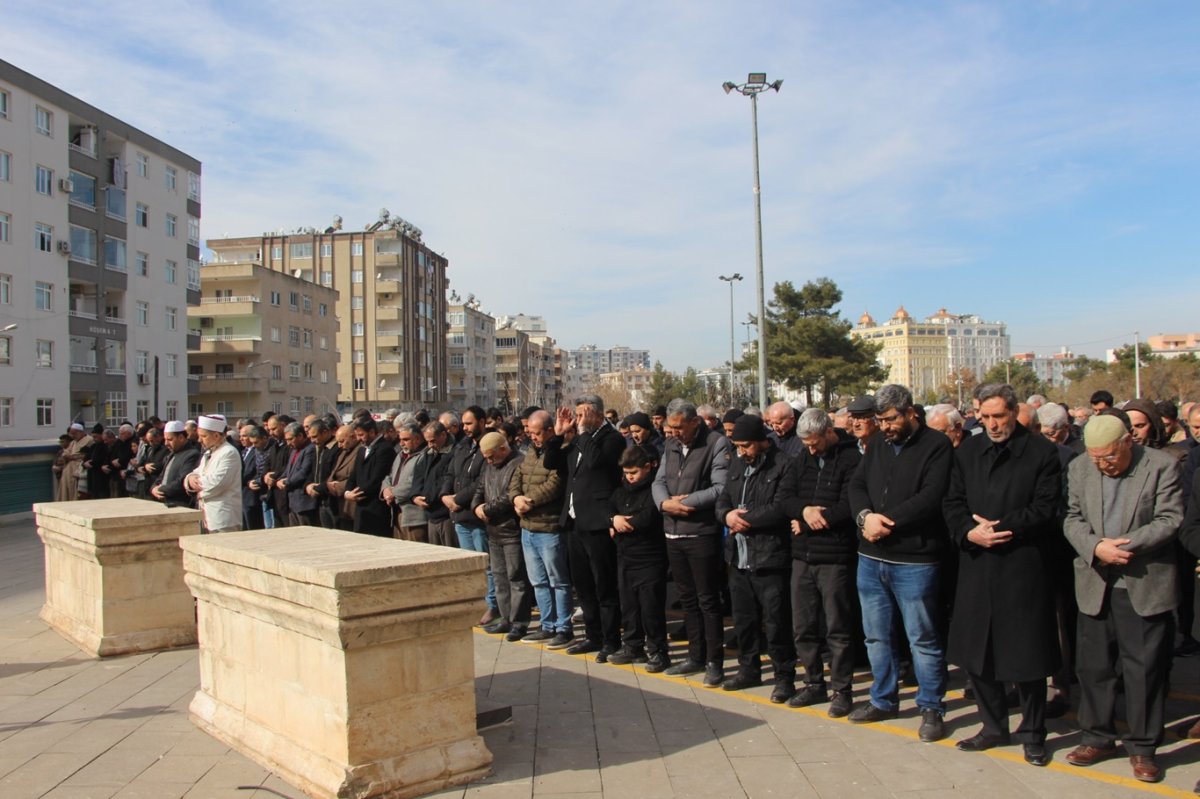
[181,527,493,799]
[34,498,204,657]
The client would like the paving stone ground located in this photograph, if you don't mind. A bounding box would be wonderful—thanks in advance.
[3,517,1200,798]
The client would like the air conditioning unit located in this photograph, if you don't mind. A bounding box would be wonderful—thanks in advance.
[199,317,215,328]
[59,178,74,193]
[137,373,151,385]
[56,239,71,255]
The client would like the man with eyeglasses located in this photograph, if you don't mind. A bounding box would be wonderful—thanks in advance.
[847,384,952,743]
[1061,414,1183,783]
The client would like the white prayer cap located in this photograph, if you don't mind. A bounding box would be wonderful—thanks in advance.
[69,423,85,432]
[197,414,227,432]
[164,420,186,434]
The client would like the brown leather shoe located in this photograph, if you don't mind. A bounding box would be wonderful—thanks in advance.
[1130,755,1162,783]
[1187,718,1200,739]
[1065,744,1117,767]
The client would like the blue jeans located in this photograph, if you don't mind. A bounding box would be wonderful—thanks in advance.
[857,554,947,712]
[456,522,496,610]
[521,529,572,635]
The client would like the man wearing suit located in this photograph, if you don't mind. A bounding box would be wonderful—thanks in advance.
[344,418,393,536]
[544,394,626,659]
[943,384,1061,767]
[238,423,271,530]
[1062,414,1184,784]
[150,420,201,508]
[303,418,339,528]
[278,421,318,527]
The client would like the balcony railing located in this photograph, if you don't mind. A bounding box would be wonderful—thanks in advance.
[69,309,98,320]
[70,363,99,373]
[201,334,261,342]
[200,295,259,304]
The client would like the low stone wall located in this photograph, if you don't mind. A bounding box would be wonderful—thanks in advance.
[182,527,492,799]
[34,498,203,657]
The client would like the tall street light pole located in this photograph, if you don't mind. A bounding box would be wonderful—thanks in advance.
[718,274,743,407]
[724,73,781,410]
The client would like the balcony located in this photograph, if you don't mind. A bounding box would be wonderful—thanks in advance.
[196,295,260,316]
[376,334,402,349]
[376,306,402,321]
[70,363,99,374]
[197,335,262,354]
[377,360,403,375]
[375,278,402,295]
[195,375,257,394]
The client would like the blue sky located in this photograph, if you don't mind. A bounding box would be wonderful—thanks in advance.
[6,1,1199,371]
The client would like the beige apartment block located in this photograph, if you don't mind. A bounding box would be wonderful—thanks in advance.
[852,307,951,398]
[182,528,492,799]
[188,260,339,420]
[446,300,497,409]
[34,498,202,657]
[207,214,447,412]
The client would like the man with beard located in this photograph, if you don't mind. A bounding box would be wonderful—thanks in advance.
[262,414,293,527]
[239,423,272,529]
[847,384,952,743]
[441,406,496,623]
[943,384,1061,767]
[322,424,361,530]
[412,421,457,547]
[383,421,428,542]
[343,419,394,536]
[184,415,243,533]
[151,420,201,508]
[277,421,319,527]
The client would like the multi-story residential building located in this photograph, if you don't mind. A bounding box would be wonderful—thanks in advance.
[499,314,563,410]
[494,323,532,414]
[1147,333,1200,359]
[924,308,1010,380]
[0,59,201,439]
[446,300,496,410]
[851,307,950,398]
[1012,348,1075,389]
[206,214,447,410]
[568,344,651,375]
[187,260,338,419]
[598,368,654,410]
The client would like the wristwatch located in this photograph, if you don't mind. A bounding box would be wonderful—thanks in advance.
[856,509,871,529]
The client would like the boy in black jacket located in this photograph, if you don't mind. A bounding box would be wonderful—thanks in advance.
[606,446,670,672]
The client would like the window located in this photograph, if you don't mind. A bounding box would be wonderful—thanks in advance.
[187,171,200,201]
[318,302,328,317]
[320,271,332,286]
[288,326,300,346]
[353,377,365,391]
[0,336,10,365]
[269,291,281,306]
[320,369,329,384]
[0,151,9,181]
[136,351,149,375]
[351,322,364,336]
[0,397,10,427]
[271,246,281,260]
[135,203,148,227]
[351,296,363,310]
[70,226,97,263]
[187,259,201,290]
[353,350,365,364]
[165,166,177,191]
[165,213,177,238]
[351,270,363,283]
[289,291,299,310]
[165,400,178,420]
[105,186,125,219]
[290,242,312,258]
[0,273,8,303]
[35,106,52,136]
[304,363,314,381]
[165,307,177,330]
[68,171,96,207]
[303,329,312,348]
[187,216,199,245]
[449,354,465,368]
[271,365,282,380]
[165,353,177,377]
[35,165,52,195]
[136,152,148,177]
[289,362,301,381]
[35,282,52,311]
[136,301,148,326]
[104,238,127,271]
[319,335,328,350]
[320,243,332,257]
[105,392,126,425]
[302,295,311,313]
[351,242,363,256]
[270,326,281,342]
[36,398,53,427]
[35,222,52,253]
[136,252,149,277]
[165,260,177,284]
[0,212,8,243]
[0,89,7,119]
[35,339,52,367]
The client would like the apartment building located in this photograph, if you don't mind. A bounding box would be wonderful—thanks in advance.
[187,261,339,419]
[851,307,950,398]
[925,308,1010,380]
[446,300,496,409]
[207,215,447,410]
[0,59,201,439]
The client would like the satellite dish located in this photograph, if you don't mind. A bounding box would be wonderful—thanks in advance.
[293,270,302,278]
[379,379,387,389]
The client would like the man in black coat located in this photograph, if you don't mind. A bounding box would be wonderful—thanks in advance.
[440,407,494,622]
[278,421,319,527]
[303,418,339,529]
[239,423,271,530]
[544,394,626,660]
[716,414,797,702]
[151,421,201,508]
[943,384,1062,767]
[344,419,394,536]
[782,408,862,717]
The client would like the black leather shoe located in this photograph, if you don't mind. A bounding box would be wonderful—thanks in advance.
[770,680,796,704]
[703,662,725,687]
[564,638,600,656]
[595,646,617,664]
[504,625,528,642]
[827,690,852,718]
[956,732,1011,752]
[664,658,705,676]
[847,703,898,724]
[1023,743,1049,767]
[645,652,671,674]
[482,619,511,635]
[918,709,945,743]
[722,671,761,692]
[787,683,828,708]
[606,646,647,665]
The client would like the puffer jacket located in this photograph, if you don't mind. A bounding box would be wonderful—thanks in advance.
[781,432,861,565]
[472,451,524,541]
[509,446,565,532]
[716,446,794,571]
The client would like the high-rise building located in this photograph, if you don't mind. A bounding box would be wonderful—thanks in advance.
[499,314,563,410]
[851,307,950,397]
[187,261,339,420]
[0,59,202,438]
[446,300,496,410]
[1012,348,1075,389]
[206,213,447,410]
[924,308,1010,380]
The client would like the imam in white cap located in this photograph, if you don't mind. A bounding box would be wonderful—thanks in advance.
[197,414,227,432]
[69,423,85,432]
[163,420,186,434]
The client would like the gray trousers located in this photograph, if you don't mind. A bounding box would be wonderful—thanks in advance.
[489,533,532,626]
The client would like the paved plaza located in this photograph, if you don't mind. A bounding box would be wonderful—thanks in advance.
[3,517,1200,798]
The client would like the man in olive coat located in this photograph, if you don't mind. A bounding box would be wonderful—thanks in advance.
[942,383,1061,767]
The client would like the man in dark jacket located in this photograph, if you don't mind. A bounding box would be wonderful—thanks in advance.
[848,383,952,743]
[413,421,456,547]
[441,407,494,623]
[716,414,796,701]
[653,398,732,685]
[302,418,338,529]
[151,420,201,508]
[344,419,393,536]
[782,408,861,717]
[262,414,293,527]
[943,384,1061,767]
[544,395,626,660]
[473,432,530,641]
[278,421,319,526]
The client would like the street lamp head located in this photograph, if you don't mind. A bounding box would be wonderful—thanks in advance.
[1,323,17,332]
[722,81,737,95]
[769,79,783,92]
[732,272,743,281]
[747,73,767,87]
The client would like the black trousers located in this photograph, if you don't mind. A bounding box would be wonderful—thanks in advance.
[729,566,796,680]
[1076,587,1173,755]
[288,509,320,527]
[667,535,726,664]
[243,501,266,531]
[969,674,1045,743]
[489,533,533,626]
[318,503,337,529]
[569,528,622,649]
[618,558,668,655]
[791,560,855,692]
